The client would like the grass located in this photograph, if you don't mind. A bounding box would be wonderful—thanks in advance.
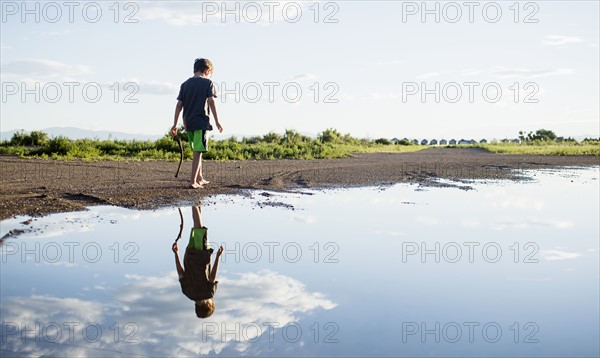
[474,142,600,156]
[1,129,598,161]
[0,129,426,161]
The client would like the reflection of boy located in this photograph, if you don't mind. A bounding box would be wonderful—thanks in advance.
[172,205,223,318]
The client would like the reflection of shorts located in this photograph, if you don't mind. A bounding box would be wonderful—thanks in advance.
[188,130,208,152]
[189,227,211,251]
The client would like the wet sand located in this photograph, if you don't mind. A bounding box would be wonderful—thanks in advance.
[1,148,598,220]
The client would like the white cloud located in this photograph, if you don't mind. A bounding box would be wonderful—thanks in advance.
[416,216,440,225]
[540,249,582,261]
[138,1,308,26]
[493,218,573,230]
[460,219,481,228]
[289,73,318,82]
[0,269,336,356]
[367,92,402,100]
[123,78,179,95]
[1,59,92,78]
[289,214,317,224]
[543,35,584,46]
[492,67,575,78]
[461,68,482,76]
[486,192,545,210]
[375,60,406,66]
[416,72,441,80]
[40,30,72,36]
[373,229,405,236]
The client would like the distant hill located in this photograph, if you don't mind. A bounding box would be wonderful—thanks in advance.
[0,127,163,141]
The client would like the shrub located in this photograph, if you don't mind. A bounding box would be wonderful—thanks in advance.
[46,136,73,155]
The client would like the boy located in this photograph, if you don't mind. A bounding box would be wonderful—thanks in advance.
[172,205,224,318]
[171,58,223,189]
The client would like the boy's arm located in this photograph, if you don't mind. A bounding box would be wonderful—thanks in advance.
[172,243,185,279]
[171,100,184,136]
[207,97,223,133]
[209,246,224,282]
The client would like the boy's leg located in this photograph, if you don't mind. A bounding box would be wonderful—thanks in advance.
[191,152,202,188]
[195,130,209,185]
[188,129,207,188]
[196,152,207,184]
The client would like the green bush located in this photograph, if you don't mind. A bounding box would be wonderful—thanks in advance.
[46,136,73,155]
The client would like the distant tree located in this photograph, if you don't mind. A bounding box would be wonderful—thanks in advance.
[243,136,261,144]
[374,138,391,145]
[262,132,281,144]
[531,129,557,141]
[29,131,49,146]
[318,128,342,144]
[283,129,307,144]
[10,130,29,146]
[519,129,558,142]
[583,137,600,143]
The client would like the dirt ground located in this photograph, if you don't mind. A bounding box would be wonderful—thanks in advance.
[1,148,598,220]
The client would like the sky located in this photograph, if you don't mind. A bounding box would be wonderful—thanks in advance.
[1,1,599,140]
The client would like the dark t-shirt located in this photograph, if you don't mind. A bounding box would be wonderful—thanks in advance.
[179,247,218,301]
[176,77,217,131]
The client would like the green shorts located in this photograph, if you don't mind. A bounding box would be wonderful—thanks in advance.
[189,227,211,251]
[188,130,208,152]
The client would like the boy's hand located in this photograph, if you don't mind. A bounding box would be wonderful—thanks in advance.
[170,126,177,137]
[216,122,223,133]
[172,242,179,253]
[216,245,224,257]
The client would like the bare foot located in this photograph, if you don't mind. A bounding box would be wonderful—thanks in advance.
[190,183,204,189]
[198,179,210,185]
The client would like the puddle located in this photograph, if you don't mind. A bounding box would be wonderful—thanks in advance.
[1,167,599,357]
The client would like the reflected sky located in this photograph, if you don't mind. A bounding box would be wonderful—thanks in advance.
[1,167,599,357]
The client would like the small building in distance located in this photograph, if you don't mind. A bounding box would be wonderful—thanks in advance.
[439,139,448,145]
[412,139,419,145]
[449,139,457,145]
[421,139,428,145]
[479,139,488,144]
[458,139,470,145]
[430,139,438,145]
[391,137,400,144]
[501,139,510,143]
[511,138,520,143]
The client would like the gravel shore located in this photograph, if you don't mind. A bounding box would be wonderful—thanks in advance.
[1,148,598,220]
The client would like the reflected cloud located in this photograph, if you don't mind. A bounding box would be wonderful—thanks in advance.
[0,269,335,356]
[373,229,405,237]
[415,216,440,225]
[493,218,573,230]
[289,214,317,224]
[541,249,582,261]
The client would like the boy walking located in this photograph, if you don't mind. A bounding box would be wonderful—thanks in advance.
[171,58,223,189]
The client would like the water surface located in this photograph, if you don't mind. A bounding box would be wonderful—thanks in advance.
[1,168,598,357]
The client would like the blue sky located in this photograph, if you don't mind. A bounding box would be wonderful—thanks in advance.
[1,1,599,139]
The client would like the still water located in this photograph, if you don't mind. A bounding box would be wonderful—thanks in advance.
[1,168,599,357]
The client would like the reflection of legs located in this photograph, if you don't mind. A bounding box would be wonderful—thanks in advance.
[192,205,202,228]
[189,205,210,251]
